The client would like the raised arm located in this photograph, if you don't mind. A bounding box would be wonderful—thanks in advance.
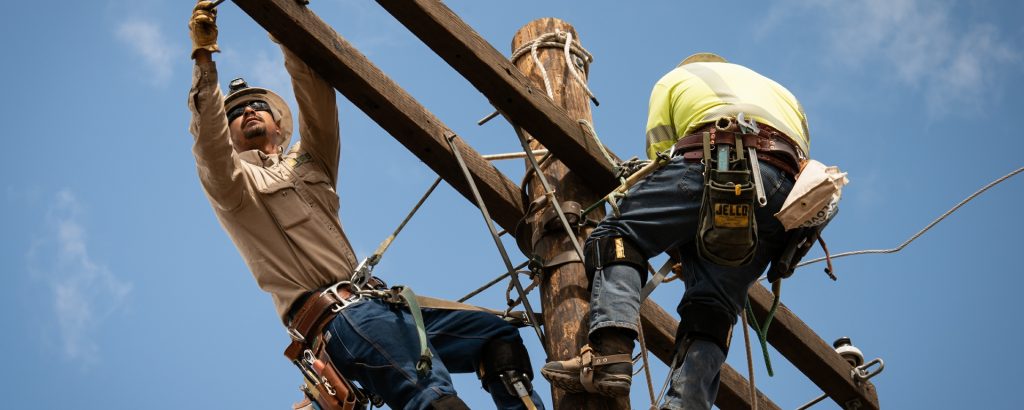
[187,1,246,211]
[281,44,341,185]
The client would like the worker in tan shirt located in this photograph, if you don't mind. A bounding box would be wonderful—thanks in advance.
[186,2,545,409]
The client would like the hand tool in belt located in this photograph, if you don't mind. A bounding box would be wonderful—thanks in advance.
[695,117,760,267]
[284,282,369,410]
[673,116,802,178]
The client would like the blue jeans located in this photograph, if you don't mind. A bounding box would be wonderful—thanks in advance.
[323,298,546,410]
[587,156,793,410]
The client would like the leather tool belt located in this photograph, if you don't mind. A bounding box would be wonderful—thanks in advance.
[673,122,802,177]
[286,284,359,354]
[285,281,378,410]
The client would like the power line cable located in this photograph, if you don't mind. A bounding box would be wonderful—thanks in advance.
[798,166,1023,267]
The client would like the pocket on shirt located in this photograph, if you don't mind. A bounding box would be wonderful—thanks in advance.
[259,181,312,229]
[298,166,340,212]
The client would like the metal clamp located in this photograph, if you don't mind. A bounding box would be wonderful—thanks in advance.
[852,357,885,384]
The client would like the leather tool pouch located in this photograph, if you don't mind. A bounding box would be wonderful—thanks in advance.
[697,155,758,266]
[296,342,368,410]
[310,345,362,410]
[288,335,367,410]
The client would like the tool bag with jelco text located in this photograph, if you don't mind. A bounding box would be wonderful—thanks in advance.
[695,118,759,266]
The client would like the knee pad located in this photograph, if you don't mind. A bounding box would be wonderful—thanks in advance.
[584,236,647,286]
[477,338,535,395]
[676,303,734,356]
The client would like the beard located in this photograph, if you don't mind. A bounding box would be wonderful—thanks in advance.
[242,122,267,140]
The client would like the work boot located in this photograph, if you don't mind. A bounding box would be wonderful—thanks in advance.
[540,328,635,397]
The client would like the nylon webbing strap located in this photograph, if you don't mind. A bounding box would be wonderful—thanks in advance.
[394,286,432,376]
[640,258,676,301]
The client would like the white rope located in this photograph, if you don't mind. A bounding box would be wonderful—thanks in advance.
[562,31,599,105]
[798,166,1023,267]
[511,30,598,105]
[529,35,554,99]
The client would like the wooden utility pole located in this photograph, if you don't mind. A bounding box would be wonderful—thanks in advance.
[511,18,625,409]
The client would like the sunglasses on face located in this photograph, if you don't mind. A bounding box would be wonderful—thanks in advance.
[226,100,273,122]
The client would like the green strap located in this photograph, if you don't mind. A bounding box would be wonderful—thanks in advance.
[392,286,433,376]
[744,280,782,377]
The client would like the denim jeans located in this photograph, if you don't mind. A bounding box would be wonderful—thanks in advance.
[587,156,793,410]
[323,298,546,410]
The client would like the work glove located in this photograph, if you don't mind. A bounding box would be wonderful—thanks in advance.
[189,1,220,59]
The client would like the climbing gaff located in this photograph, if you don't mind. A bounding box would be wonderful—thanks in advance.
[444,132,548,354]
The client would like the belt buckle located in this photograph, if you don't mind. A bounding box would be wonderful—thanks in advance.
[321,281,364,313]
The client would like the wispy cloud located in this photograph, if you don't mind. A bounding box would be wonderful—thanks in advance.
[28,190,132,365]
[116,20,176,85]
[767,0,1020,114]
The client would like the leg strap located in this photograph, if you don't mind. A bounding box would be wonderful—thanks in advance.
[584,236,647,285]
[429,395,470,410]
[577,344,633,394]
[478,338,534,389]
[676,303,734,356]
[478,338,543,409]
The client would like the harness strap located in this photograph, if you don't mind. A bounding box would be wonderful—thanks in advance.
[639,258,676,301]
[575,344,633,394]
[364,286,433,376]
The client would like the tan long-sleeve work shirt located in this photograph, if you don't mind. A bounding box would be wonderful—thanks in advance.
[188,46,357,323]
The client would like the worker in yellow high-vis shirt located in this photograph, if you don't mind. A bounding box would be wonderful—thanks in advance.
[542,53,809,410]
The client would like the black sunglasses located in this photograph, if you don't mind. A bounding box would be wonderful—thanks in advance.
[226,100,272,122]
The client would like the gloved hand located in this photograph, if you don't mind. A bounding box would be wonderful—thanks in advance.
[189,1,220,59]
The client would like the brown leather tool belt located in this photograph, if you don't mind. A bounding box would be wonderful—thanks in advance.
[284,283,362,361]
[284,282,372,410]
[673,122,802,177]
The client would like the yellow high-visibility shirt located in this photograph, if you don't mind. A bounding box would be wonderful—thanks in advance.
[645,62,810,160]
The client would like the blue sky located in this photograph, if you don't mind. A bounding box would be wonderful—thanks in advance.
[2,0,1023,408]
